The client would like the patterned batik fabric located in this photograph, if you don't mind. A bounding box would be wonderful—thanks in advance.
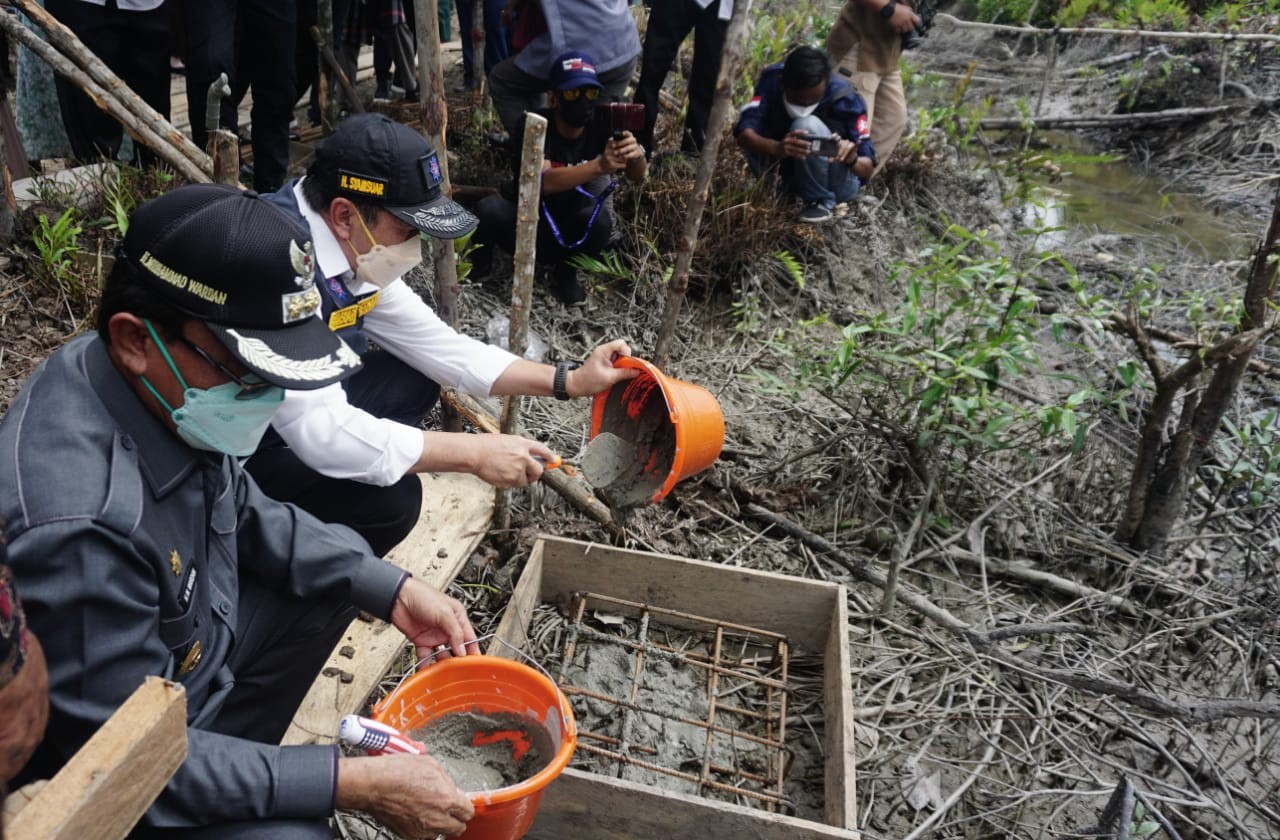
[0,563,28,691]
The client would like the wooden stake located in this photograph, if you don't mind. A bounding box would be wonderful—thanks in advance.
[6,677,187,840]
[316,0,335,131]
[310,25,365,117]
[470,0,487,102]
[414,0,463,432]
[203,74,240,186]
[653,0,753,368]
[495,112,548,535]
[11,0,211,176]
[0,11,210,183]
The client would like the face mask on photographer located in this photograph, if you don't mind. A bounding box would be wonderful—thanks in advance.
[783,96,820,120]
[346,209,423,288]
[138,320,284,457]
[558,86,599,128]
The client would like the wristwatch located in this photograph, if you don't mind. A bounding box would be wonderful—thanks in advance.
[879,0,897,17]
[553,360,580,401]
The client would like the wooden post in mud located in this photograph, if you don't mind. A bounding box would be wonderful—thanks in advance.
[653,0,753,368]
[1034,28,1059,116]
[494,113,547,537]
[470,0,486,102]
[310,26,364,121]
[205,75,240,186]
[415,0,463,430]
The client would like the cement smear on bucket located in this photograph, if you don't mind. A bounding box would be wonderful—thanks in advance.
[597,389,675,508]
[410,710,554,794]
[551,620,826,820]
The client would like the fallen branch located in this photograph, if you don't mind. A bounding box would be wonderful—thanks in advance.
[309,25,364,115]
[12,0,212,176]
[937,12,1280,43]
[0,12,209,183]
[739,497,1280,722]
[443,390,622,536]
[978,103,1241,131]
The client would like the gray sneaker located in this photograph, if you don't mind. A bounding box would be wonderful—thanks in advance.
[798,203,833,224]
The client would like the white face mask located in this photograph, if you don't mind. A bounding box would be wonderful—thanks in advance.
[350,212,424,288]
[784,97,820,120]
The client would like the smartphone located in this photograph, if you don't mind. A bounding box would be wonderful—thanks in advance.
[808,135,842,157]
[608,103,645,140]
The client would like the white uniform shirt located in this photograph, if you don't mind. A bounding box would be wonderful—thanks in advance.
[269,180,519,486]
[695,0,733,20]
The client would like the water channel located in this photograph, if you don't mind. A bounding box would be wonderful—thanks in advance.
[1014,131,1262,262]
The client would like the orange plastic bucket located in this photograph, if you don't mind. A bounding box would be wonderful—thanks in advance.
[590,356,725,504]
[372,655,576,840]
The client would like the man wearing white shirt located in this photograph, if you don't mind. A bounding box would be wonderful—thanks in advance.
[252,114,637,556]
[633,0,732,156]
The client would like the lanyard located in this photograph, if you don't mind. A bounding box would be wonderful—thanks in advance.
[540,179,617,250]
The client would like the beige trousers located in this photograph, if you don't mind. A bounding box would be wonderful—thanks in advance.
[845,68,907,172]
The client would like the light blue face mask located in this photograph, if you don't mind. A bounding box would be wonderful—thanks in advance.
[139,320,285,457]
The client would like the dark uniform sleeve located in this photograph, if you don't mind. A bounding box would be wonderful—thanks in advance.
[11,520,343,826]
[733,71,774,138]
[231,466,408,620]
[833,87,877,167]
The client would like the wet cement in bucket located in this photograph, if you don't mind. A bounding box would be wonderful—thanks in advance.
[592,383,675,508]
[410,710,555,794]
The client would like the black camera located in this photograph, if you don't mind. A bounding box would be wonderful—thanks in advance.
[901,0,936,50]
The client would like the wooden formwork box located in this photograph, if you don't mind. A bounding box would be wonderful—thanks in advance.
[492,536,860,840]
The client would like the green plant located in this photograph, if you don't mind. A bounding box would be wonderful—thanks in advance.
[32,208,85,295]
[1205,410,1280,509]
[817,225,1094,462]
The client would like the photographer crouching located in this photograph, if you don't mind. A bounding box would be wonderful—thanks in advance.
[734,46,876,224]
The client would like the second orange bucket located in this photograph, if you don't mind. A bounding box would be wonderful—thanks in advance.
[372,655,576,840]
[590,356,725,504]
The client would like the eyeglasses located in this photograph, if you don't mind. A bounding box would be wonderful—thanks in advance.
[559,87,600,102]
[180,338,274,400]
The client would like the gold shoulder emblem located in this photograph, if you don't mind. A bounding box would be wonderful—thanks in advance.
[169,549,182,577]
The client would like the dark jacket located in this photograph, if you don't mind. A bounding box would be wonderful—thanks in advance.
[733,63,876,164]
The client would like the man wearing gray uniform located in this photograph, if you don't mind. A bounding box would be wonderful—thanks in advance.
[0,185,477,839]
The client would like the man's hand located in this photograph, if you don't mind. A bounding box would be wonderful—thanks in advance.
[337,754,475,839]
[778,131,813,160]
[0,634,48,783]
[886,1,921,34]
[390,577,478,661]
[835,137,858,164]
[598,133,640,173]
[464,433,557,488]
[853,156,875,180]
[567,339,640,397]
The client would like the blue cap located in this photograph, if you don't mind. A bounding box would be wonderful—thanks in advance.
[549,51,604,92]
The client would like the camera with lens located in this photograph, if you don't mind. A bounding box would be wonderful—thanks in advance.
[901,0,937,50]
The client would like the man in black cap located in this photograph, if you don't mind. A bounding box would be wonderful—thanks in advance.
[255,113,638,557]
[0,184,479,839]
[473,50,646,305]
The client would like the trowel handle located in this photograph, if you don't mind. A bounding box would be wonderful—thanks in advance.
[338,714,425,756]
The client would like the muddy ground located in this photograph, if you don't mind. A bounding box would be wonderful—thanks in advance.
[3,8,1280,840]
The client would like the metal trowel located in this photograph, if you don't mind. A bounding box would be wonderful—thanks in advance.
[539,432,633,487]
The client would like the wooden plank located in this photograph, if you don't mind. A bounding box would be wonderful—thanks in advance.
[488,538,545,658]
[528,768,861,840]
[6,677,186,840]
[282,471,493,746]
[824,588,857,830]
[536,536,839,651]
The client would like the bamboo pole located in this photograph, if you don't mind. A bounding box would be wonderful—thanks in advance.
[0,12,209,183]
[414,0,463,432]
[310,26,365,117]
[11,0,212,175]
[936,12,1280,43]
[444,390,623,535]
[494,113,547,535]
[653,0,753,368]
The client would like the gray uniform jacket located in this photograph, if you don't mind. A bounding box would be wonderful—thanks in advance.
[0,334,407,826]
[514,0,641,79]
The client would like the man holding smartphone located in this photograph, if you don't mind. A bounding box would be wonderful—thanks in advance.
[734,46,876,224]
[473,51,647,304]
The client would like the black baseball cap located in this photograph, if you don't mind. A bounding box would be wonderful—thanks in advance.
[120,184,362,390]
[308,113,478,239]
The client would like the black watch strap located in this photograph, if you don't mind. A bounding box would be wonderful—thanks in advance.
[553,360,580,401]
[880,0,897,17]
